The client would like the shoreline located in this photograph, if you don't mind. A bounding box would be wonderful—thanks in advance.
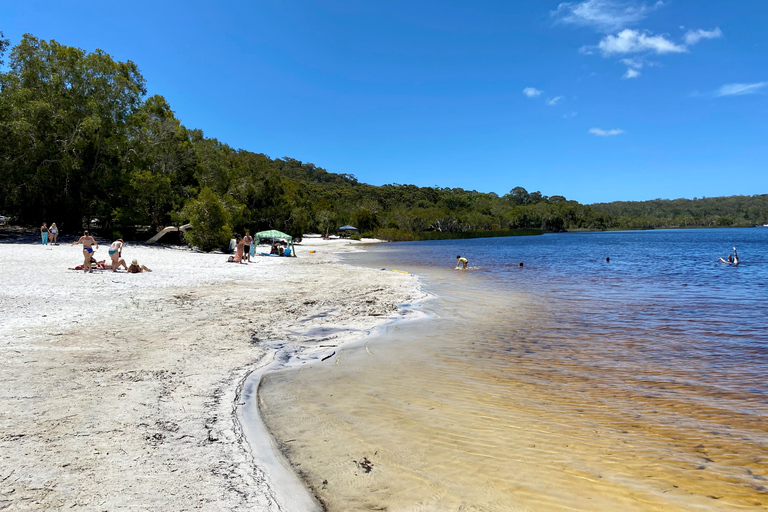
[0,236,424,510]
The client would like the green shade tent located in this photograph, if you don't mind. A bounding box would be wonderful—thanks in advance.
[254,229,296,257]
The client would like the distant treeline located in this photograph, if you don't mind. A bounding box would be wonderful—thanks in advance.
[591,195,768,229]
[0,33,765,250]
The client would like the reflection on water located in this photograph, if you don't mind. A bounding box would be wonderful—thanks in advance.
[260,229,768,511]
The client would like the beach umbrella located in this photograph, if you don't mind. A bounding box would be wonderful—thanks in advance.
[338,225,358,231]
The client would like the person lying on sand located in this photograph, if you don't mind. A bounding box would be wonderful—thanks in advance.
[127,259,152,273]
[72,230,99,273]
[456,255,468,269]
[69,258,106,271]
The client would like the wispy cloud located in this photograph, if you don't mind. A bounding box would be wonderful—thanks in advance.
[546,96,565,106]
[623,68,641,79]
[684,27,722,46]
[589,128,625,136]
[595,29,687,55]
[523,87,543,98]
[715,82,767,97]
[552,0,664,32]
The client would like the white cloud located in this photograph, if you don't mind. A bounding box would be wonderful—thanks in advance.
[623,68,641,79]
[523,87,543,98]
[684,27,722,45]
[552,0,664,32]
[597,29,687,55]
[589,128,625,136]
[715,82,767,97]
[621,57,643,69]
[563,111,579,119]
[546,96,565,106]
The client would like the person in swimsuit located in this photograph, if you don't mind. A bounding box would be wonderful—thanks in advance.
[127,259,152,273]
[41,223,48,245]
[108,239,127,271]
[72,230,99,273]
[49,223,59,245]
[718,247,739,266]
[243,231,253,263]
[456,255,468,269]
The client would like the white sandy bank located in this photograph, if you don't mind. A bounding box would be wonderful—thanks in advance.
[0,235,422,511]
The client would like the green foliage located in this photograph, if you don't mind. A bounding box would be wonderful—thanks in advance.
[180,188,232,252]
[592,195,768,228]
[1,32,764,248]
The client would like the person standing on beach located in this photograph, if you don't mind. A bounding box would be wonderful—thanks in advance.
[49,223,59,245]
[72,230,98,273]
[243,231,253,263]
[41,223,48,245]
[456,255,468,269]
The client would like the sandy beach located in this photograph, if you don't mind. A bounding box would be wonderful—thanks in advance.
[0,234,422,510]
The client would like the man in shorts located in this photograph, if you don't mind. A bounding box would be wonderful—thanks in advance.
[243,231,253,262]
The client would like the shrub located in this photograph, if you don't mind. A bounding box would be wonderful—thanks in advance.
[350,233,362,241]
[180,188,232,252]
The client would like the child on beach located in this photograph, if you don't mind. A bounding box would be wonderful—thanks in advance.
[243,231,253,263]
[456,255,468,269]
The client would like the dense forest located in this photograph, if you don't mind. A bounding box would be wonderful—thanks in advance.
[591,195,768,229]
[1,34,766,250]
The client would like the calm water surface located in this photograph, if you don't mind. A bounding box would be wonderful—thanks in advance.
[260,228,768,511]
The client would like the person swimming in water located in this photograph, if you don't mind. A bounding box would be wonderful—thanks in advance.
[72,230,98,273]
[718,247,739,266]
[456,255,468,269]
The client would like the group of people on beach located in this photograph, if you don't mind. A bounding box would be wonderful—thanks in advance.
[70,231,151,273]
[40,222,59,245]
[229,231,254,264]
[228,230,292,263]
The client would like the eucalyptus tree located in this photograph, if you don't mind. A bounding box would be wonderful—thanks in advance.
[0,34,146,230]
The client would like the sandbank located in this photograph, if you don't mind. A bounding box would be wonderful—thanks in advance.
[0,234,422,510]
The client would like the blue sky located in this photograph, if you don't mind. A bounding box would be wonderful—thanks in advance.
[1,0,766,203]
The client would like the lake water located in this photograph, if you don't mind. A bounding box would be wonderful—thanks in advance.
[259,228,768,511]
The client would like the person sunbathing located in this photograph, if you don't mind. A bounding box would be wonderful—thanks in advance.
[127,259,152,273]
[69,258,106,271]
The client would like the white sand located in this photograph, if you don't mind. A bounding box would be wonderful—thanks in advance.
[0,235,422,510]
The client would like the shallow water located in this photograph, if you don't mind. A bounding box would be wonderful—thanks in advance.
[260,228,768,511]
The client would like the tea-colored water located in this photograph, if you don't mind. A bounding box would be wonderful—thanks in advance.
[259,230,768,511]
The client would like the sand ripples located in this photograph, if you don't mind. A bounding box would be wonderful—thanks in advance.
[260,237,768,511]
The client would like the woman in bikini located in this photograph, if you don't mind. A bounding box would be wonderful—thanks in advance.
[72,230,99,273]
[108,239,128,271]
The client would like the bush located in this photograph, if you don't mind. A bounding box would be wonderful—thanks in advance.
[180,188,232,252]
[350,233,362,241]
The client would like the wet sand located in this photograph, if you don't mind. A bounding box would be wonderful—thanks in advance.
[259,258,768,511]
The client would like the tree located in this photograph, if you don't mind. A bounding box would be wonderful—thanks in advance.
[180,188,232,251]
[506,187,531,205]
[0,34,146,229]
